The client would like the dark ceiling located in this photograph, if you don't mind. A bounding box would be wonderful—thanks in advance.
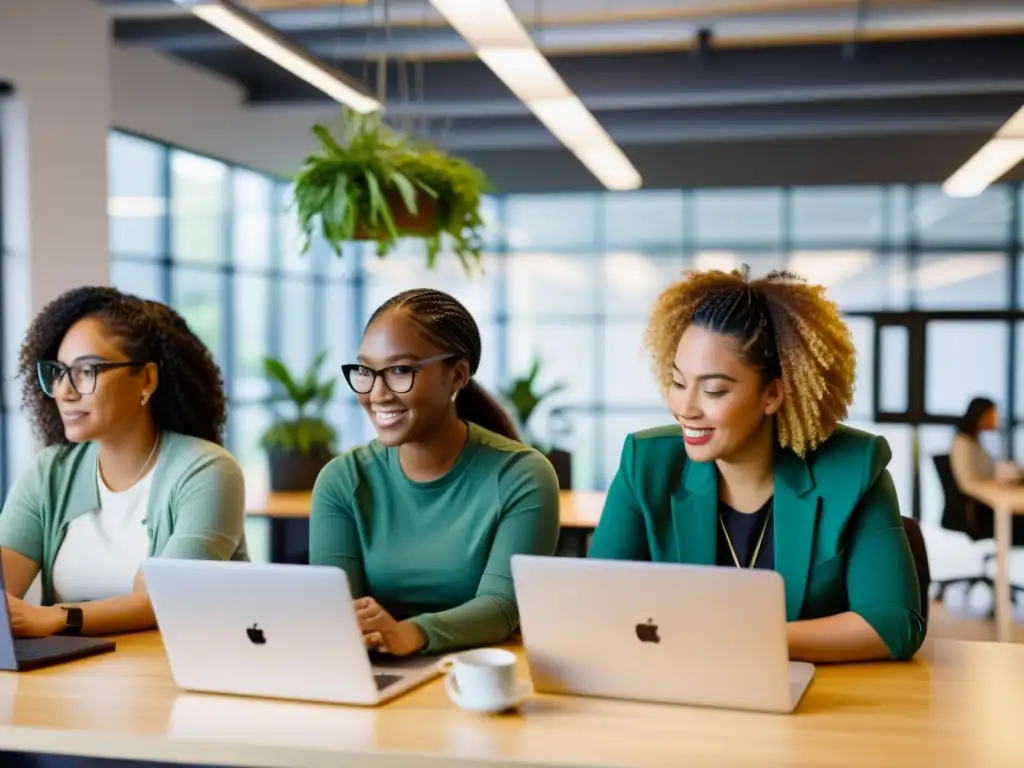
[103,0,1024,190]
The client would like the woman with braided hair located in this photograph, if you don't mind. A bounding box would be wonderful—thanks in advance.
[589,267,925,663]
[0,287,248,639]
[310,288,560,656]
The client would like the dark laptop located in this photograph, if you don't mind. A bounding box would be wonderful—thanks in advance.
[0,560,115,672]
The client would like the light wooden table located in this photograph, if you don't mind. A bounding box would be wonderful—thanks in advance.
[246,490,606,561]
[0,632,1023,767]
[246,489,604,525]
[964,480,1024,642]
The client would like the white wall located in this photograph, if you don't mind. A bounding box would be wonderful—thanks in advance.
[0,0,114,493]
[0,1,114,602]
[110,45,330,179]
[0,1,112,309]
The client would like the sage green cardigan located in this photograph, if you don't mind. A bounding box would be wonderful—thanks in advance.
[0,431,249,605]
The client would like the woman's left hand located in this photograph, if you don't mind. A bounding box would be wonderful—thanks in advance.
[6,594,64,638]
[354,597,425,657]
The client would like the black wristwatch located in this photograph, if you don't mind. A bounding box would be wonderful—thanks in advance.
[60,606,83,636]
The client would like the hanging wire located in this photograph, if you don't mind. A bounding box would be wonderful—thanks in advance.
[376,0,390,108]
[359,1,370,93]
[415,0,431,137]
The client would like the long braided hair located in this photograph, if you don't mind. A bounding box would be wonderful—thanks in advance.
[366,289,519,441]
[645,266,856,457]
[19,286,228,446]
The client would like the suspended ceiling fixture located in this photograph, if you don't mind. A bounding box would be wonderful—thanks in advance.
[943,104,1024,197]
[172,0,381,113]
[428,0,642,191]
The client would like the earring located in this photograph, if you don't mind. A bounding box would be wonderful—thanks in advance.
[451,390,459,402]
[140,394,149,406]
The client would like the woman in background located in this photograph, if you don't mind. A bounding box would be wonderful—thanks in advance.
[0,287,247,638]
[310,288,560,656]
[589,266,925,663]
[950,397,1019,493]
[948,396,1024,542]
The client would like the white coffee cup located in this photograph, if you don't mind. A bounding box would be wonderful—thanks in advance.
[438,648,517,710]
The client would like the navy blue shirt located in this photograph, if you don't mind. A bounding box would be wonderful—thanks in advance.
[716,496,775,570]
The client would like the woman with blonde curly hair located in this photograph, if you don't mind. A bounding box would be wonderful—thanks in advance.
[588,266,925,663]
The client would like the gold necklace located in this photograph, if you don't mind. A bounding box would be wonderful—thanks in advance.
[719,501,773,569]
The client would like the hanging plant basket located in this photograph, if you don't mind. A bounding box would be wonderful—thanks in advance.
[352,192,439,240]
[292,108,491,275]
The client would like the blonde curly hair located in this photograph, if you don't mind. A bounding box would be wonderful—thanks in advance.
[644,266,856,457]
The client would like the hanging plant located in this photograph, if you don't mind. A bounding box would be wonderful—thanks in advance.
[292,108,491,275]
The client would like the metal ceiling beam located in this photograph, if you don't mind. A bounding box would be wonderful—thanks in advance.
[359,79,1024,120]
[461,133,1023,193]
[212,36,1024,109]
[410,97,1022,151]
[112,2,1024,58]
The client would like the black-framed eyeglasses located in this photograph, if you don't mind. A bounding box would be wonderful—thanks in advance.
[342,353,458,395]
[37,360,147,398]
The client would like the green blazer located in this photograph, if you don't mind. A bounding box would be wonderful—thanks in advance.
[588,424,926,660]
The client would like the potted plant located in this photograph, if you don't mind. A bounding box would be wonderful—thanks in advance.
[502,357,573,488]
[259,351,338,492]
[291,108,491,275]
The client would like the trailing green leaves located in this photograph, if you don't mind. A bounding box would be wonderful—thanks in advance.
[292,107,490,275]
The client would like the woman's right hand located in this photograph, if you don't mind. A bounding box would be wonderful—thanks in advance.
[363,630,387,651]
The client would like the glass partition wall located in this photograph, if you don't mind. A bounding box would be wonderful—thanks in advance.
[107,131,1022,543]
[108,131,362,491]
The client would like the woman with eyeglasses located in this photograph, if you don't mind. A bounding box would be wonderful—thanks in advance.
[0,287,247,639]
[309,288,560,656]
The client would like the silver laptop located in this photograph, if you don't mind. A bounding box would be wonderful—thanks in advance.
[511,555,815,714]
[143,559,441,705]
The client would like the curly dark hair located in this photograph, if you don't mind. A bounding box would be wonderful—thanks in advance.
[366,288,520,441]
[19,286,228,447]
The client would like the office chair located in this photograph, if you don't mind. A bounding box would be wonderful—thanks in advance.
[901,516,931,627]
[931,454,1024,613]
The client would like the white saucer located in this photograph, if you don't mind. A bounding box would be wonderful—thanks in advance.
[452,679,533,715]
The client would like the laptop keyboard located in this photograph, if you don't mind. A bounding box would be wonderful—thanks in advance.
[374,672,403,691]
[14,637,88,661]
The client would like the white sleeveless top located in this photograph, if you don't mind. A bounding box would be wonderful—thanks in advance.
[51,465,154,603]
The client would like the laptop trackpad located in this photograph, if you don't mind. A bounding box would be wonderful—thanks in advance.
[788,661,815,708]
[373,672,403,691]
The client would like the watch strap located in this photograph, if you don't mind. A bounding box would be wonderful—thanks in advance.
[60,606,84,636]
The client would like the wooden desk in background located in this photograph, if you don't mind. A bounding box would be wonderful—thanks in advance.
[246,490,606,561]
[964,480,1024,643]
[0,631,1022,767]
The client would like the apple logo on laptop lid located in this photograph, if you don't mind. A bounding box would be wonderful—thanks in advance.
[635,618,660,643]
[246,623,266,645]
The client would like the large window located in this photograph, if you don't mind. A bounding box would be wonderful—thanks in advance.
[108,132,362,491]
[493,184,1023,514]
[107,130,1024,537]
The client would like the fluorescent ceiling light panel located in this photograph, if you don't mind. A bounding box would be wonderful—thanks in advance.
[787,250,870,287]
[995,103,1024,139]
[695,252,742,273]
[942,138,1024,198]
[943,101,1024,197]
[604,252,663,297]
[178,0,380,114]
[913,253,1005,290]
[429,0,532,48]
[476,49,571,102]
[528,96,611,150]
[571,144,642,191]
[429,0,641,190]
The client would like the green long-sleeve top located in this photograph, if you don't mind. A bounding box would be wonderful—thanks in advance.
[309,422,561,654]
